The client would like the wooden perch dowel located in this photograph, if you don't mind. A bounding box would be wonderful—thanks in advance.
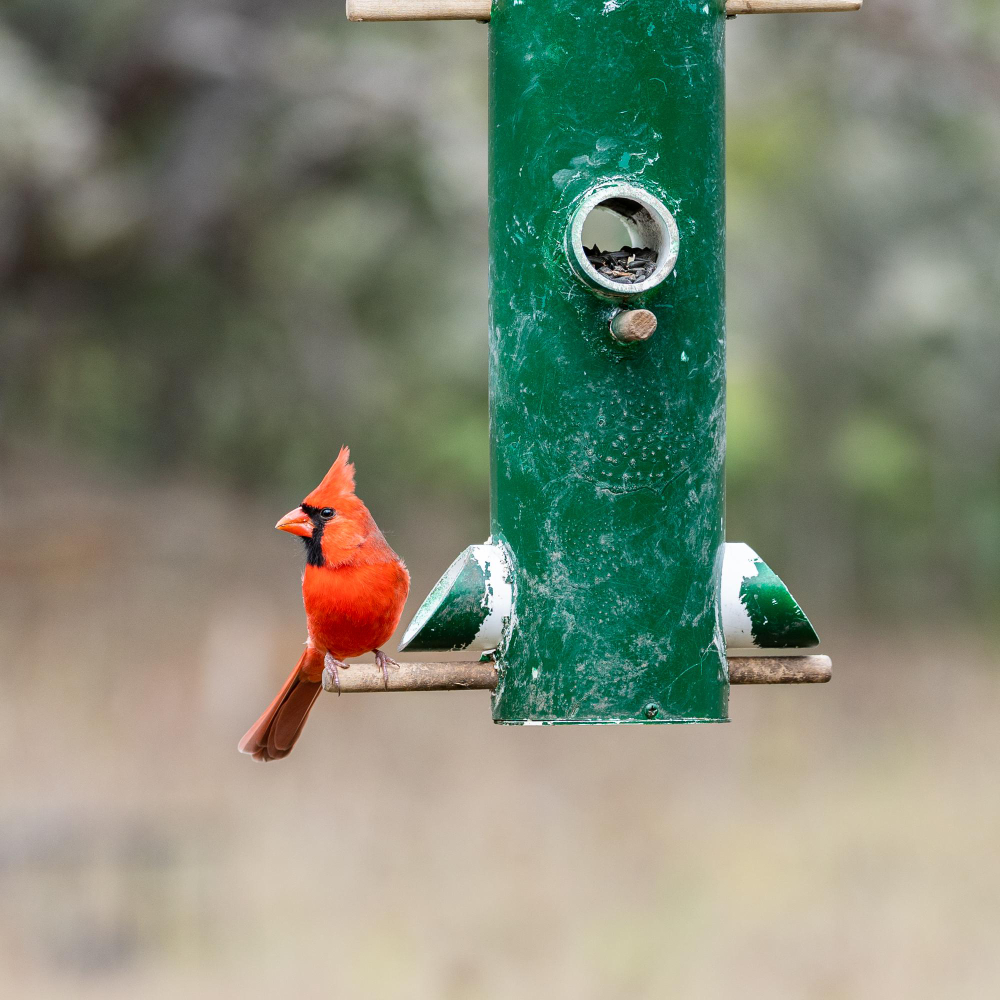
[728,654,832,684]
[347,0,490,20]
[328,660,498,692]
[324,655,831,692]
[725,1,861,12]
[346,0,861,22]
[611,309,658,344]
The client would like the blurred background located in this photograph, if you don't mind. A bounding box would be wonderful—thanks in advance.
[1,0,999,996]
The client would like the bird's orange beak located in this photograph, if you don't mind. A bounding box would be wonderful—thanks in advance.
[276,506,313,538]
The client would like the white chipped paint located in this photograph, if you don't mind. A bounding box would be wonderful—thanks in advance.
[469,540,514,651]
[602,0,621,12]
[722,542,760,649]
[398,546,469,650]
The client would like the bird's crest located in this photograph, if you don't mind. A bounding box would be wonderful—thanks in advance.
[306,446,356,505]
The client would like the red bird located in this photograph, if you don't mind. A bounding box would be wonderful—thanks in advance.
[239,447,410,761]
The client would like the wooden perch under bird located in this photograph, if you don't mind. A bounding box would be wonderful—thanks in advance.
[320,656,833,693]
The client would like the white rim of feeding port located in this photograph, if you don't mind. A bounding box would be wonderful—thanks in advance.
[567,184,680,296]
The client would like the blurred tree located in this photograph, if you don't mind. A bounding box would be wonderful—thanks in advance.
[726,0,1000,622]
[1,0,997,623]
[0,0,490,504]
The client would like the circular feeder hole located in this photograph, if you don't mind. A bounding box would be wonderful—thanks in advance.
[581,206,633,253]
[567,185,679,296]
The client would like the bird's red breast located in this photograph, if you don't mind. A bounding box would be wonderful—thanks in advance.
[302,556,410,668]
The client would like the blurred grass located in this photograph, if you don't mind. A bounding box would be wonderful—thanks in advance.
[2,451,1000,999]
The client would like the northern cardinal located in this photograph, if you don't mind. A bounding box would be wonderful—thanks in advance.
[239,447,410,761]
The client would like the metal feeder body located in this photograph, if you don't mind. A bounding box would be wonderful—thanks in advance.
[345,0,862,721]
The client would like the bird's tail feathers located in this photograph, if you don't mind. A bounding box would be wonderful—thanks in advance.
[239,647,324,761]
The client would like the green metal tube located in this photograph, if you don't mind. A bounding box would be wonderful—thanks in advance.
[488,0,728,723]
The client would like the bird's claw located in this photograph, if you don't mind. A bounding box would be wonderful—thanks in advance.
[373,648,400,690]
[322,654,349,695]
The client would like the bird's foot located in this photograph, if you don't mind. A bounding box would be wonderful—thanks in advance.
[322,654,350,695]
[373,648,401,690]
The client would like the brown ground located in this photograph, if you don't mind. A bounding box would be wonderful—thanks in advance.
[2,454,998,999]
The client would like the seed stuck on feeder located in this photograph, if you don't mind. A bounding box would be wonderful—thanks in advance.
[584,245,658,284]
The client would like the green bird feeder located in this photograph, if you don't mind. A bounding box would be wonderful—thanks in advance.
[334,0,862,721]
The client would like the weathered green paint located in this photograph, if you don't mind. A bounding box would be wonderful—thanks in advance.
[488,0,728,723]
[399,543,513,652]
[399,548,490,652]
[720,542,819,649]
[743,556,819,649]
[402,540,819,653]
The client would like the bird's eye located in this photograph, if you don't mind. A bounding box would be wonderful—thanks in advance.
[320,508,335,519]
